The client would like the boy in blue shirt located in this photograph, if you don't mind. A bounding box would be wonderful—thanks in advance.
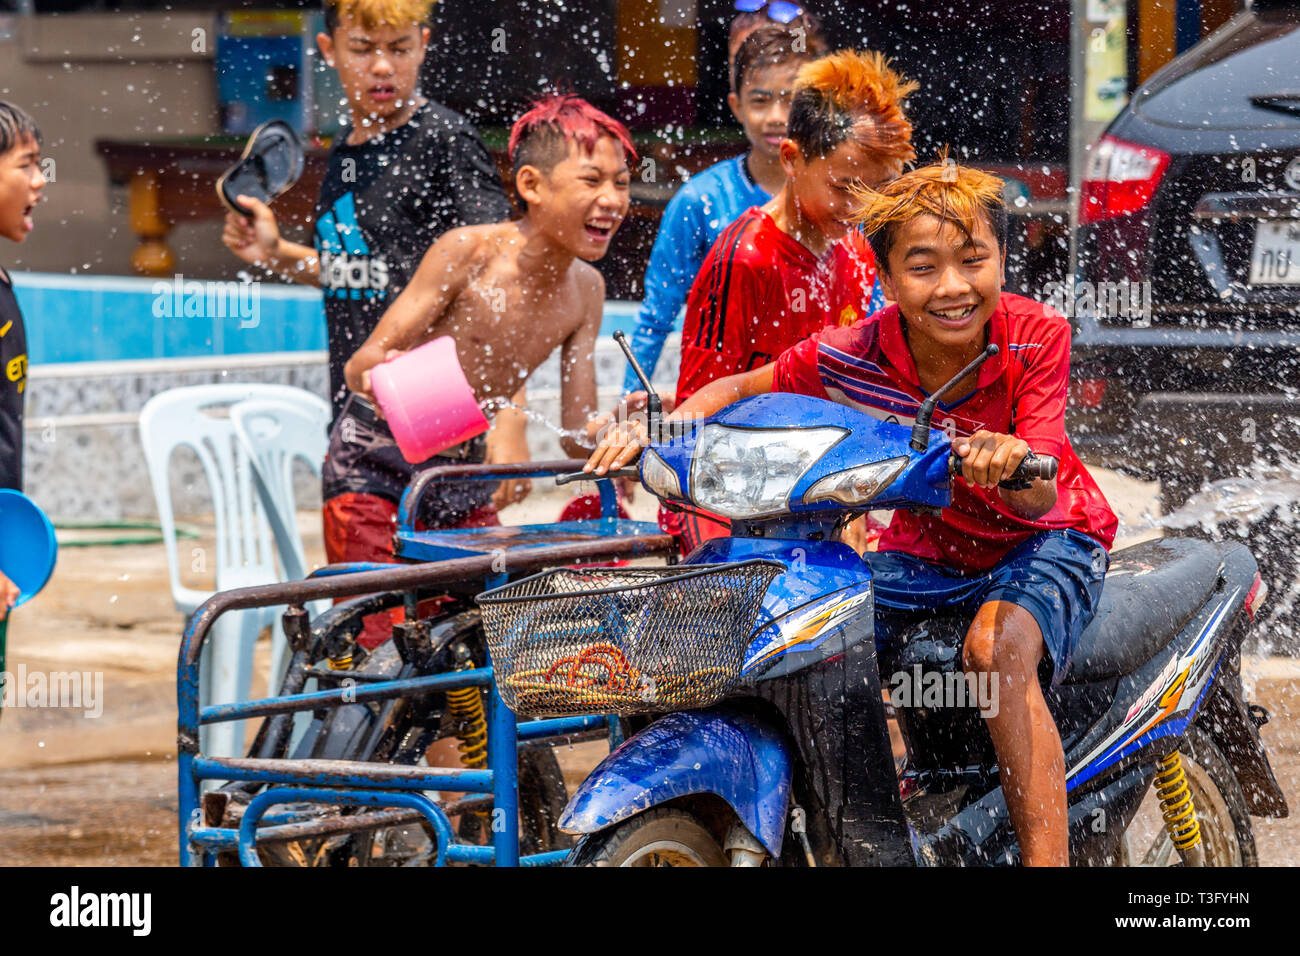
[621,23,827,394]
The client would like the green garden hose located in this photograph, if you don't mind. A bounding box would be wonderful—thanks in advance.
[53,520,200,547]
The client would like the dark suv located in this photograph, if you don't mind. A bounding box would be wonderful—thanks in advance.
[1067,1,1300,643]
[1068,1,1300,507]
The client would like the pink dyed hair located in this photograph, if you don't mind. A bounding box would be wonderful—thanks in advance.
[508,94,637,175]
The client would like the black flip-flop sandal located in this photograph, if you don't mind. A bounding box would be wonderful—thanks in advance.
[216,119,305,216]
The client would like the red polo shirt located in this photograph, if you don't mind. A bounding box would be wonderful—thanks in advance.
[772,292,1117,571]
[676,207,877,403]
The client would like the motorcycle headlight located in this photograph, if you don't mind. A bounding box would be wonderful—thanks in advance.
[640,447,682,499]
[802,456,910,507]
[690,425,846,520]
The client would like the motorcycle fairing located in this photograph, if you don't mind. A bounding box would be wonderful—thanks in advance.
[683,536,874,675]
[645,394,953,515]
[1066,587,1241,791]
[558,708,794,857]
[742,585,872,674]
[754,638,916,864]
[920,753,1155,866]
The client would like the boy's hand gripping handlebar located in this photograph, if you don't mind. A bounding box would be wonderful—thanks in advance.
[556,330,661,487]
[947,451,1059,490]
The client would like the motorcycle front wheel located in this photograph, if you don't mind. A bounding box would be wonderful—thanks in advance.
[565,807,729,867]
[1115,725,1258,867]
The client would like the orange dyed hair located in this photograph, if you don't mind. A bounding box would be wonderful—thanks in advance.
[509,93,637,178]
[787,50,918,164]
[323,0,435,33]
[853,160,1009,272]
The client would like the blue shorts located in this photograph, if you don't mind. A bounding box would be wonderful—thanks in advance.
[864,529,1109,686]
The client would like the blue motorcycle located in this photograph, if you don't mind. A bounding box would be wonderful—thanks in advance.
[476,334,1287,866]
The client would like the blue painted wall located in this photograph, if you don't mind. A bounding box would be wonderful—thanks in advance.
[14,272,641,364]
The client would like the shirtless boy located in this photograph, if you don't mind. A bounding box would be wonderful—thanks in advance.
[223,0,520,647]
[345,94,635,459]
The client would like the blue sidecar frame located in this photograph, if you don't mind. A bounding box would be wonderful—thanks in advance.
[177,460,676,867]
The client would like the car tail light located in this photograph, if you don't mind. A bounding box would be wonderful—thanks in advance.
[1070,378,1108,409]
[1080,134,1171,225]
[1245,571,1267,622]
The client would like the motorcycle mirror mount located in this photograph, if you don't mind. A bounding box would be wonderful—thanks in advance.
[613,330,662,433]
[909,343,1000,452]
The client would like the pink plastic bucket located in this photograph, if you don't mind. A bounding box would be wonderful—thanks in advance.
[370,336,489,463]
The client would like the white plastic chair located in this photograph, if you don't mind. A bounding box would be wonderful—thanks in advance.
[230,394,331,714]
[139,383,324,760]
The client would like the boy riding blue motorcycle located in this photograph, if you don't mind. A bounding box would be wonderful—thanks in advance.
[586,161,1117,866]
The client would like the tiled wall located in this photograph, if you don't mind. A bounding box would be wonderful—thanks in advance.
[23,336,680,521]
[13,271,678,520]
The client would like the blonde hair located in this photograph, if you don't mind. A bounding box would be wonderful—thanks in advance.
[854,159,1008,269]
[788,50,918,164]
[324,0,435,32]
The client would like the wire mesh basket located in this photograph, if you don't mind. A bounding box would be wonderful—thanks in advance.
[477,560,783,717]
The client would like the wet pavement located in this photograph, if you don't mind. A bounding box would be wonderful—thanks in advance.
[1,478,1296,866]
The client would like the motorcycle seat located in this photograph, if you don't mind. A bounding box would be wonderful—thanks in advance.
[1062,537,1224,684]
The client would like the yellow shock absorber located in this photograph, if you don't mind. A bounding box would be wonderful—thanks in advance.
[446,649,489,770]
[1155,750,1202,854]
[326,653,353,671]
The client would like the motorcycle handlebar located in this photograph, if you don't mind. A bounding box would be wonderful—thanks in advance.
[1017,455,1059,482]
[554,466,639,486]
[948,452,1059,486]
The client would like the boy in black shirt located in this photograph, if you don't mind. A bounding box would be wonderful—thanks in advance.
[0,101,45,617]
[222,0,519,646]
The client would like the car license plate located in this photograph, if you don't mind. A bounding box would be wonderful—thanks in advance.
[1248,220,1300,285]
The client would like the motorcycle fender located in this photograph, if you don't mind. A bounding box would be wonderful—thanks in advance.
[1200,677,1289,817]
[558,709,793,858]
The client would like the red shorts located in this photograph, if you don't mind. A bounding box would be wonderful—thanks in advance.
[323,491,500,649]
[657,503,730,558]
[657,505,888,558]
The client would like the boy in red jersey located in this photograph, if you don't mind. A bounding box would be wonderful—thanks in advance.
[587,162,1118,866]
[676,50,915,404]
[655,49,915,551]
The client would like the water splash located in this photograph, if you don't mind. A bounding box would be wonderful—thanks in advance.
[1124,459,1300,655]
[478,397,591,443]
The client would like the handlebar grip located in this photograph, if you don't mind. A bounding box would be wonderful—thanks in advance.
[1016,455,1058,482]
[948,452,1059,487]
[555,466,638,486]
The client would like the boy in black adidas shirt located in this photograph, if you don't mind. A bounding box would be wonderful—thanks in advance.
[222,0,518,645]
[0,101,46,617]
